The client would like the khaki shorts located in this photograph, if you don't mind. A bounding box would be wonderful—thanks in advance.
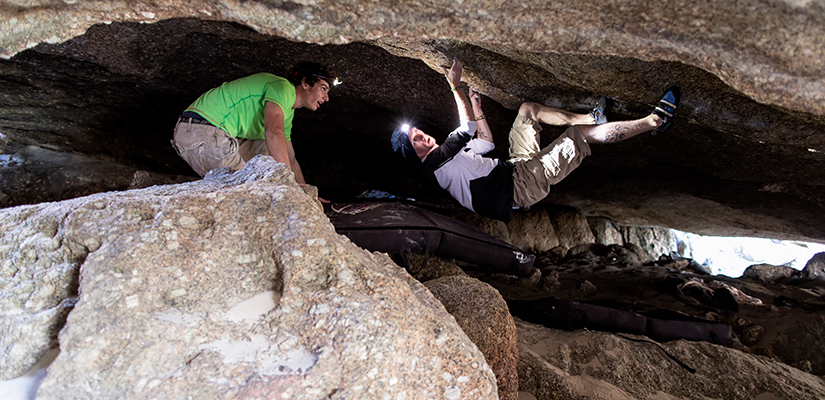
[509,115,592,208]
[171,119,269,177]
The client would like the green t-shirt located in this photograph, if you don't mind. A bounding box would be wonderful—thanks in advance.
[185,73,296,141]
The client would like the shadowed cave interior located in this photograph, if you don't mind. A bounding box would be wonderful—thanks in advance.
[1,18,825,243]
[4,15,825,393]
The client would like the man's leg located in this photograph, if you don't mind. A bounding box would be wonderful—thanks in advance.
[517,102,595,127]
[577,114,663,144]
[511,112,664,207]
[512,126,592,208]
[172,119,243,177]
[209,138,270,173]
[238,139,269,162]
[511,116,659,199]
[580,86,679,143]
[511,87,679,208]
[509,102,598,162]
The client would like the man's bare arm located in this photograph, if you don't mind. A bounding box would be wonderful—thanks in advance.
[287,136,328,203]
[442,58,474,123]
[286,140,306,184]
[469,88,494,143]
[263,102,291,169]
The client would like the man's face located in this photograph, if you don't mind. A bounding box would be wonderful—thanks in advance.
[304,79,330,110]
[409,127,437,158]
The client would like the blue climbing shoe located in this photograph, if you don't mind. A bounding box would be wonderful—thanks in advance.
[652,86,680,135]
[589,96,610,125]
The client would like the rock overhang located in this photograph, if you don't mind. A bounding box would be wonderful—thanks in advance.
[0,1,824,243]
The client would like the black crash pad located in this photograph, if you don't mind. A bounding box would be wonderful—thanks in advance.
[325,202,535,276]
[508,297,733,347]
[508,297,648,336]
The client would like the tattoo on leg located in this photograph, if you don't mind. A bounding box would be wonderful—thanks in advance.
[604,125,629,143]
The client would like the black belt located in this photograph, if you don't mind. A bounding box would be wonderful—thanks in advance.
[180,111,212,126]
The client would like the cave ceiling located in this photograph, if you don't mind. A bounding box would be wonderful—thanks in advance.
[0,1,824,242]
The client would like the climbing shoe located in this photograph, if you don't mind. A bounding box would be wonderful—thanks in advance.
[590,96,610,125]
[652,86,681,135]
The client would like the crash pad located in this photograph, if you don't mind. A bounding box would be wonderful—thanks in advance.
[325,202,535,276]
[508,297,732,347]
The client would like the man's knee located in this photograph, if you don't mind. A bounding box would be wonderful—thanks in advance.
[518,102,541,120]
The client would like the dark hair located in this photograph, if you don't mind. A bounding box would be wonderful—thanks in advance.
[289,62,337,87]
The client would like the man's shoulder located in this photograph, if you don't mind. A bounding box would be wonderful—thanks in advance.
[245,72,285,80]
[257,74,295,109]
[239,73,292,89]
[443,130,472,149]
[423,145,454,177]
[425,146,448,166]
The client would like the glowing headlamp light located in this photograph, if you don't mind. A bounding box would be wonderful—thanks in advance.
[311,74,342,86]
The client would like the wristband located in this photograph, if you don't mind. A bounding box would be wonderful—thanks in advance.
[451,85,463,92]
[474,115,486,121]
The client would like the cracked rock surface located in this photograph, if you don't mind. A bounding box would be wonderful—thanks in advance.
[1,157,497,398]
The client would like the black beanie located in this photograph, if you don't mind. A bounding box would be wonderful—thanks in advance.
[390,125,419,161]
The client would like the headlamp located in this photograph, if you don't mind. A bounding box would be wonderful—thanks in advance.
[311,74,342,86]
[391,123,418,160]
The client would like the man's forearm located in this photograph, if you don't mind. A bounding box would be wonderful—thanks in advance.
[470,89,494,143]
[474,107,494,143]
[263,101,291,168]
[452,88,474,123]
[476,119,493,142]
[444,58,473,123]
[291,156,306,184]
[472,103,483,121]
[264,130,292,168]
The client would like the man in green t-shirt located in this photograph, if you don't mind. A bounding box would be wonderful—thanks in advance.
[172,62,337,197]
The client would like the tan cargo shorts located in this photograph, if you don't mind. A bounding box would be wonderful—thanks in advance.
[171,118,268,177]
[509,115,592,208]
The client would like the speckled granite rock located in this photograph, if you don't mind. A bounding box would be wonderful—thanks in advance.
[401,253,467,283]
[801,252,825,281]
[1,0,823,119]
[2,15,825,242]
[549,209,595,252]
[426,276,518,400]
[516,318,825,400]
[1,157,498,399]
[587,217,624,246]
[622,225,679,260]
[507,209,559,254]
[0,200,82,379]
[742,263,799,283]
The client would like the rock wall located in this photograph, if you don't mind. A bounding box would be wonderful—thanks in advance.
[516,318,825,399]
[455,206,678,263]
[2,0,823,117]
[426,276,519,400]
[3,154,825,398]
[0,157,498,398]
[2,11,825,241]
